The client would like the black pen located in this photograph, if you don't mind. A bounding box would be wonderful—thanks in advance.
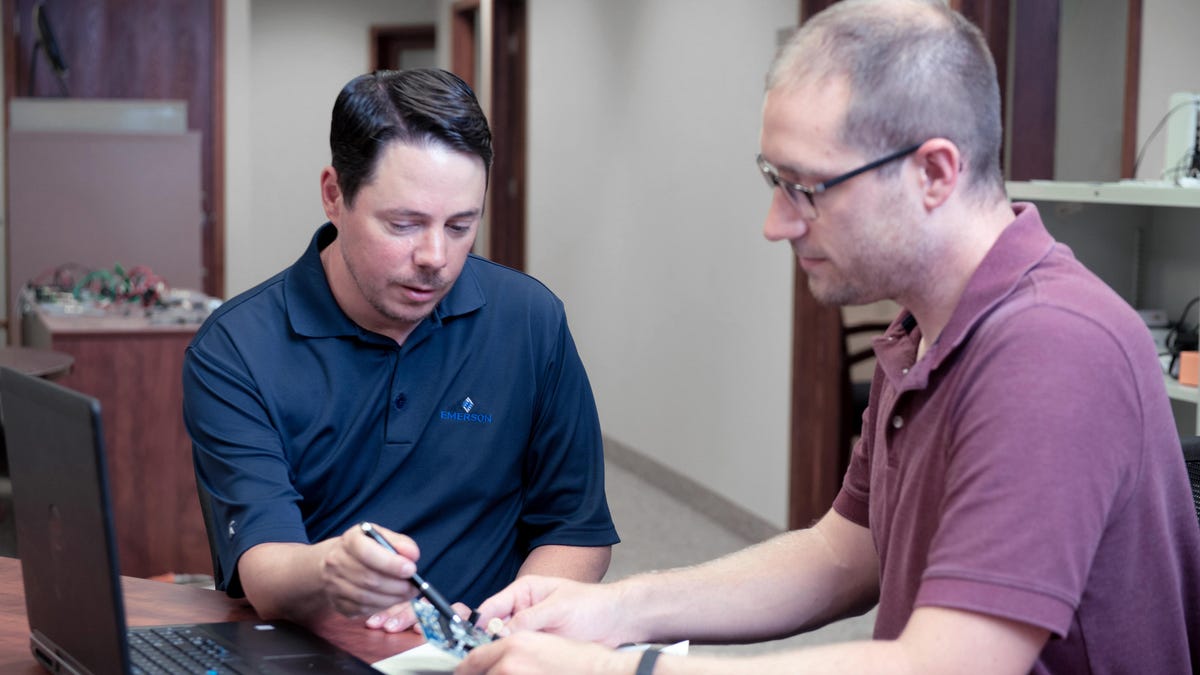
[358,522,466,628]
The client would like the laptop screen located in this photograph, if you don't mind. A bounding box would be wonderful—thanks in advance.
[1,367,131,674]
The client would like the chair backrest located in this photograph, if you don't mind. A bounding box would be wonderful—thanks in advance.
[194,455,243,596]
[1182,436,1200,528]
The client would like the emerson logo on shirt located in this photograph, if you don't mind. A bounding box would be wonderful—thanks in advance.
[440,396,494,424]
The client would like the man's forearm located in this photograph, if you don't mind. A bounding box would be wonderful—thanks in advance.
[239,541,339,622]
[517,544,612,582]
[614,512,879,645]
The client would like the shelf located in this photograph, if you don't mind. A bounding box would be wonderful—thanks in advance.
[1164,374,1198,403]
[1007,180,1200,208]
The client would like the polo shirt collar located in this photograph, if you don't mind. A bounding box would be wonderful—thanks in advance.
[882,202,1055,388]
[284,222,487,340]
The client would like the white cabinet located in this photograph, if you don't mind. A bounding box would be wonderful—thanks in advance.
[1007,180,1200,434]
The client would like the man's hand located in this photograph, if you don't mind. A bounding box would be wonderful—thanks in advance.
[239,523,425,625]
[320,523,423,619]
[366,599,472,634]
[472,575,636,647]
[456,631,636,675]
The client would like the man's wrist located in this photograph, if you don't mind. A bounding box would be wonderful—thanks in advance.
[635,647,662,675]
[612,573,674,644]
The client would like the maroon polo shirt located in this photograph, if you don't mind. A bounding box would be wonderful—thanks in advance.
[834,203,1200,672]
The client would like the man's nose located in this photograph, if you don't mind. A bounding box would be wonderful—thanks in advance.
[414,227,447,269]
[762,189,810,242]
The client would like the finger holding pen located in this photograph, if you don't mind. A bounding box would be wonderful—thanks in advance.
[359,522,475,628]
[360,521,467,633]
[353,522,421,579]
[323,522,422,625]
[343,521,422,614]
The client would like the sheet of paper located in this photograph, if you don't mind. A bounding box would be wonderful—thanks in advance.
[373,643,460,674]
[617,640,689,656]
[372,639,690,674]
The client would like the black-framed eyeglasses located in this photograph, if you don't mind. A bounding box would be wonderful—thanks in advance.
[756,142,924,220]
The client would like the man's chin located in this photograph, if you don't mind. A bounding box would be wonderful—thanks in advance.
[372,300,435,328]
[806,279,861,308]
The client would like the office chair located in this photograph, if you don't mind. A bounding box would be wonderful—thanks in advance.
[839,317,891,476]
[194,464,243,597]
[1182,436,1200,528]
[844,322,890,419]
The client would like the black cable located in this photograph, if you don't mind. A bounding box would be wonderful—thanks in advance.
[1132,98,1199,178]
[1166,296,1200,376]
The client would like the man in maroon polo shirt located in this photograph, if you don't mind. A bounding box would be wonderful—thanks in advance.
[453,1,1200,673]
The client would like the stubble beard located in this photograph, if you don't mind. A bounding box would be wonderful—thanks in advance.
[343,249,445,328]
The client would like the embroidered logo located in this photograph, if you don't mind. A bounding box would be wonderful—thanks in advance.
[440,395,494,424]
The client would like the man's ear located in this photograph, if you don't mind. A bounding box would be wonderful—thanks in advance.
[320,166,343,221]
[914,138,960,211]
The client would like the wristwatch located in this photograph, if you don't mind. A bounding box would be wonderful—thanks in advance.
[636,647,662,675]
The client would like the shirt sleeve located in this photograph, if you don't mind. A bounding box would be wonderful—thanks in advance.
[834,386,877,529]
[517,310,619,552]
[183,324,309,596]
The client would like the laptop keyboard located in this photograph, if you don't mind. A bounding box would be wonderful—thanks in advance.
[128,626,249,674]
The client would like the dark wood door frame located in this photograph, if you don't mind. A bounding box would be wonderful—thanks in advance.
[488,0,527,271]
[451,0,479,89]
[371,24,436,70]
[1119,0,1143,178]
[449,0,526,272]
[210,0,225,301]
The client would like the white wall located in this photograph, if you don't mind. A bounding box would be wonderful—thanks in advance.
[1054,0,1126,181]
[224,0,438,296]
[1135,0,1200,180]
[526,0,798,527]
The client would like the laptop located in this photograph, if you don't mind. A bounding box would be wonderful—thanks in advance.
[0,367,381,674]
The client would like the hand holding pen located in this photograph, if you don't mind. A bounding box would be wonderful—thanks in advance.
[359,522,467,628]
[360,522,501,655]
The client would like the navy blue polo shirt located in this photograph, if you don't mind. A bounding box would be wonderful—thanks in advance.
[183,224,617,607]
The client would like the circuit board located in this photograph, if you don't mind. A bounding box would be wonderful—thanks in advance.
[411,598,494,659]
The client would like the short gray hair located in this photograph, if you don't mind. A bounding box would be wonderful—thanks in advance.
[767,0,1004,197]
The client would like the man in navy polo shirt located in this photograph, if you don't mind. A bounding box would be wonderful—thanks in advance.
[183,68,617,633]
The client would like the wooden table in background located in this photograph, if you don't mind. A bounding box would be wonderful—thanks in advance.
[0,346,74,380]
[0,345,74,478]
[21,305,210,578]
[0,556,420,673]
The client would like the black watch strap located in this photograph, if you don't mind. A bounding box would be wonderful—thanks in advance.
[635,647,662,675]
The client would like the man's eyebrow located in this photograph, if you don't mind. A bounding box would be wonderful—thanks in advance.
[379,207,482,220]
[766,156,820,180]
[447,208,483,220]
[380,208,428,219]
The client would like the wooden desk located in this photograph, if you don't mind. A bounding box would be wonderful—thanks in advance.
[0,347,73,379]
[0,556,421,673]
[21,305,210,578]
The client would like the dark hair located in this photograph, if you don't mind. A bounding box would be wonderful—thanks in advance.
[329,68,493,207]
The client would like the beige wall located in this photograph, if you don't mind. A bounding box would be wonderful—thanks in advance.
[525,0,798,527]
[223,0,439,296]
[1135,0,1200,180]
